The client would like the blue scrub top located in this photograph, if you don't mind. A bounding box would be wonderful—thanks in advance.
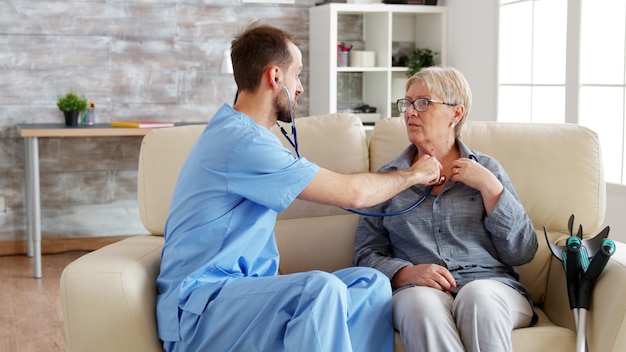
[156,104,319,342]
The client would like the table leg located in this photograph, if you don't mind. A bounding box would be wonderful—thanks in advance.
[25,137,42,278]
[24,140,33,257]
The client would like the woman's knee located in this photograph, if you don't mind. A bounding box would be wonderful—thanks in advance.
[454,280,512,318]
[393,286,453,321]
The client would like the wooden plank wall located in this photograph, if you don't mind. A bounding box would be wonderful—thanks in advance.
[0,0,326,249]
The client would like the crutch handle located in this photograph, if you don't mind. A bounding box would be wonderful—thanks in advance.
[566,236,582,310]
[577,239,616,310]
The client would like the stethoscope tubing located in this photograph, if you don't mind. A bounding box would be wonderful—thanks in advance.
[345,188,432,217]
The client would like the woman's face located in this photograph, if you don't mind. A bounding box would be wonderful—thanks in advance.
[403,82,456,148]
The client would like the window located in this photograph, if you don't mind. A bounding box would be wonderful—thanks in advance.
[498,0,626,184]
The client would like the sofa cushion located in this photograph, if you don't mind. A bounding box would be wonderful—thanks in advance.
[137,113,368,235]
[275,214,360,274]
[272,113,369,220]
[138,125,205,235]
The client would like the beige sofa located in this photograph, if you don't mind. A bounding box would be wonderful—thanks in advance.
[61,113,626,352]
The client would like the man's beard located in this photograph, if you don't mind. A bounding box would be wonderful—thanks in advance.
[274,89,294,123]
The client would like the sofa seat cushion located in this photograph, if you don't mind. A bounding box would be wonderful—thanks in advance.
[511,308,575,352]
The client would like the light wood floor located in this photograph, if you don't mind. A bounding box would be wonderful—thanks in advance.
[0,251,88,352]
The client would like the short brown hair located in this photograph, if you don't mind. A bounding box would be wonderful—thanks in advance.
[231,22,299,94]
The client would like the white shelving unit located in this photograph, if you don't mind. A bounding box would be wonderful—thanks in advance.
[309,3,448,121]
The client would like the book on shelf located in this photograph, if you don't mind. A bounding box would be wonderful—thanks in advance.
[110,121,175,128]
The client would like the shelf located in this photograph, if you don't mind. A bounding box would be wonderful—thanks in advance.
[337,67,389,73]
[314,3,447,15]
[309,3,448,121]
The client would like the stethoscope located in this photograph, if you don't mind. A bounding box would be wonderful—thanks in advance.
[276,83,300,158]
[346,178,444,217]
[276,83,449,218]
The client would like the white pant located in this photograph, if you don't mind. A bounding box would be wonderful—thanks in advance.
[393,279,533,352]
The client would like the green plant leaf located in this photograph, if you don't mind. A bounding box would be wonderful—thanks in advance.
[57,92,88,112]
[405,48,438,78]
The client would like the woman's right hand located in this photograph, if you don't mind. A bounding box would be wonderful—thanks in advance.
[392,264,457,292]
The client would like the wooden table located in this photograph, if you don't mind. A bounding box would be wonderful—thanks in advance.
[16,123,174,278]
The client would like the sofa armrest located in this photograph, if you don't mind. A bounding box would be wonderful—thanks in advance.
[60,235,164,352]
[543,241,626,352]
[586,241,626,352]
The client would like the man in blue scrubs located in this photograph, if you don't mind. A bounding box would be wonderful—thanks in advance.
[156,23,444,352]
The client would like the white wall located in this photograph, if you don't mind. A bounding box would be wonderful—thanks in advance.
[605,183,626,243]
[444,0,498,122]
[443,0,626,243]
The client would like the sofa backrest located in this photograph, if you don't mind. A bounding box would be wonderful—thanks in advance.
[137,113,367,235]
[274,113,370,220]
[370,117,606,303]
[138,124,206,235]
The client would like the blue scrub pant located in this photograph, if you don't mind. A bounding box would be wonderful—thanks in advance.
[164,267,394,352]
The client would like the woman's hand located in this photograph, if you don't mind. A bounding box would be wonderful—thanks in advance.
[392,264,457,292]
[450,157,503,213]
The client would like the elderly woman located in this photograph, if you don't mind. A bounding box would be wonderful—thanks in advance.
[353,66,538,352]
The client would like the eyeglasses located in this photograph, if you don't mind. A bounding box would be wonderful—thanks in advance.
[396,98,456,113]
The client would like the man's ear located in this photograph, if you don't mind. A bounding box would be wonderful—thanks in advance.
[268,66,281,87]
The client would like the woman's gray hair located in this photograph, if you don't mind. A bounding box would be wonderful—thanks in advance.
[406,66,472,137]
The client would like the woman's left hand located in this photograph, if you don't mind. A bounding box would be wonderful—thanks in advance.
[450,157,504,214]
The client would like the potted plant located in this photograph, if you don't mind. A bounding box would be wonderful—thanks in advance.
[57,92,88,126]
[405,48,438,78]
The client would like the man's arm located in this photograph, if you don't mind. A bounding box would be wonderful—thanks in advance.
[298,154,442,209]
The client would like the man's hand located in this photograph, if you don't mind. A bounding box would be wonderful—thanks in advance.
[410,154,443,186]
